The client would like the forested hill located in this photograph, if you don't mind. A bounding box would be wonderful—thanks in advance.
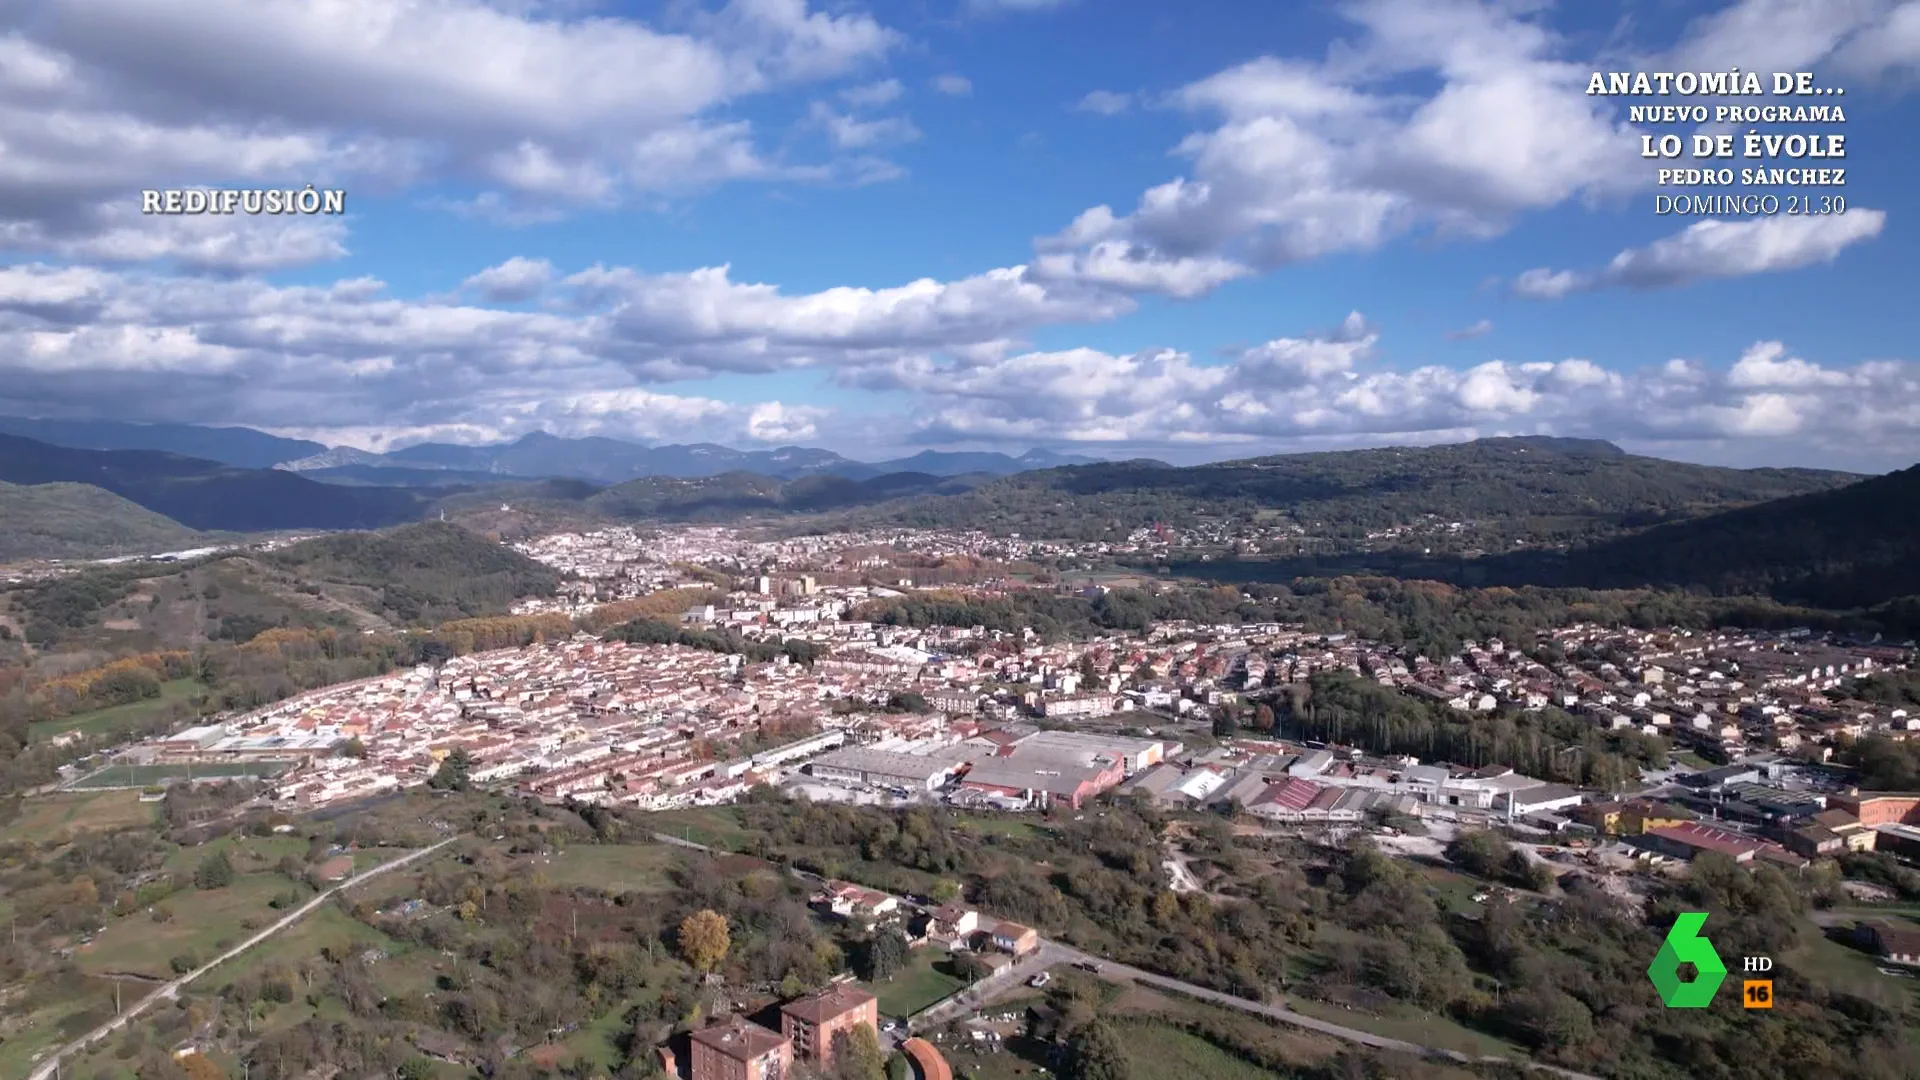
[0,480,207,560]
[0,433,426,532]
[1512,461,1920,613]
[260,520,563,624]
[857,436,1860,542]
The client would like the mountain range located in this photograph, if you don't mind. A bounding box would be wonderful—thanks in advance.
[0,433,425,536]
[1,422,1913,632]
[0,415,1111,487]
[0,415,324,470]
[276,431,1105,483]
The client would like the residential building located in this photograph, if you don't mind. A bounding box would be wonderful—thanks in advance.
[781,985,878,1067]
[690,1018,790,1080]
[991,920,1039,957]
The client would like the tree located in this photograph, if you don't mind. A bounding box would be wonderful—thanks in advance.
[1064,1019,1130,1080]
[1254,702,1276,732]
[1211,713,1238,738]
[864,929,909,981]
[677,909,731,974]
[193,850,234,890]
[834,1023,886,1080]
[429,746,472,791]
[335,736,367,759]
[179,1053,227,1080]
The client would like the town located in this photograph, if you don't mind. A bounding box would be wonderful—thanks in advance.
[89,525,1920,875]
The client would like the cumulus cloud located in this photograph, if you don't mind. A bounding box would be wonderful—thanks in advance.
[841,78,904,107]
[462,257,554,303]
[1076,90,1132,115]
[967,0,1074,11]
[1446,319,1493,341]
[840,321,1920,466]
[0,254,1133,445]
[0,0,902,254]
[1029,0,1904,302]
[1512,211,1888,298]
[930,74,973,95]
[1031,2,1654,298]
[807,102,922,149]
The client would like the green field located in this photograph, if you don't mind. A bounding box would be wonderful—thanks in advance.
[160,832,312,875]
[78,872,301,979]
[1283,994,1517,1059]
[644,806,751,850]
[869,948,967,1018]
[70,759,292,789]
[536,843,685,892]
[1114,1020,1289,1080]
[0,981,119,1079]
[957,817,1047,842]
[30,678,205,742]
[0,790,154,845]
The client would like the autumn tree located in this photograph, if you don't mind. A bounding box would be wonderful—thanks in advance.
[834,1023,887,1080]
[677,909,730,974]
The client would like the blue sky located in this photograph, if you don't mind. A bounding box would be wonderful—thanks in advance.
[0,0,1916,470]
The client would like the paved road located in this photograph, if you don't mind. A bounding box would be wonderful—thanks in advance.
[649,832,1596,1078]
[1034,941,1602,1080]
[29,837,461,1080]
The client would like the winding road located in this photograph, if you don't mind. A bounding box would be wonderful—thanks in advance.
[28,836,461,1080]
[651,831,1600,1079]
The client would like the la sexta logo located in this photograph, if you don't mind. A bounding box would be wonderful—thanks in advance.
[1648,912,1728,1008]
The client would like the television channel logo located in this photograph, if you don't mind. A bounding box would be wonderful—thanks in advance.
[1648,912,1728,1008]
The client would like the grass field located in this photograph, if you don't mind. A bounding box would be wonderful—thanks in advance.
[29,678,205,742]
[160,832,311,875]
[77,872,300,979]
[536,843,685,892]
[210,904,402,988]
[643,806,751,850]
[70,759,291,789]
[868,948,967,1017]
[1283,994,1517,1058]
[957,818,1046,842]
[0,789,153,844]
[1114,1020,1288,1080]
[0,981,119,1079]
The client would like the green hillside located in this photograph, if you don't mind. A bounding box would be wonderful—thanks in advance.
[0,480,206,561]
[860,437,1860,545]
[1522,461,1920,615]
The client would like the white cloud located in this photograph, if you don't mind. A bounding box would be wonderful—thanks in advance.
[1445,318,1493,341]
[842,78,904,107]
[839,319,1920,467]
[1513,211,1887,297]
[1033,1,1652,299]
[462,257,554,303]
[967,0,1074,11]
[930,74,972,96]
[1076,90,1132,115]
[0,254,1134,443]
[1029,241,1248,299]
[0,0,903,255]
[807,102,922,150]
